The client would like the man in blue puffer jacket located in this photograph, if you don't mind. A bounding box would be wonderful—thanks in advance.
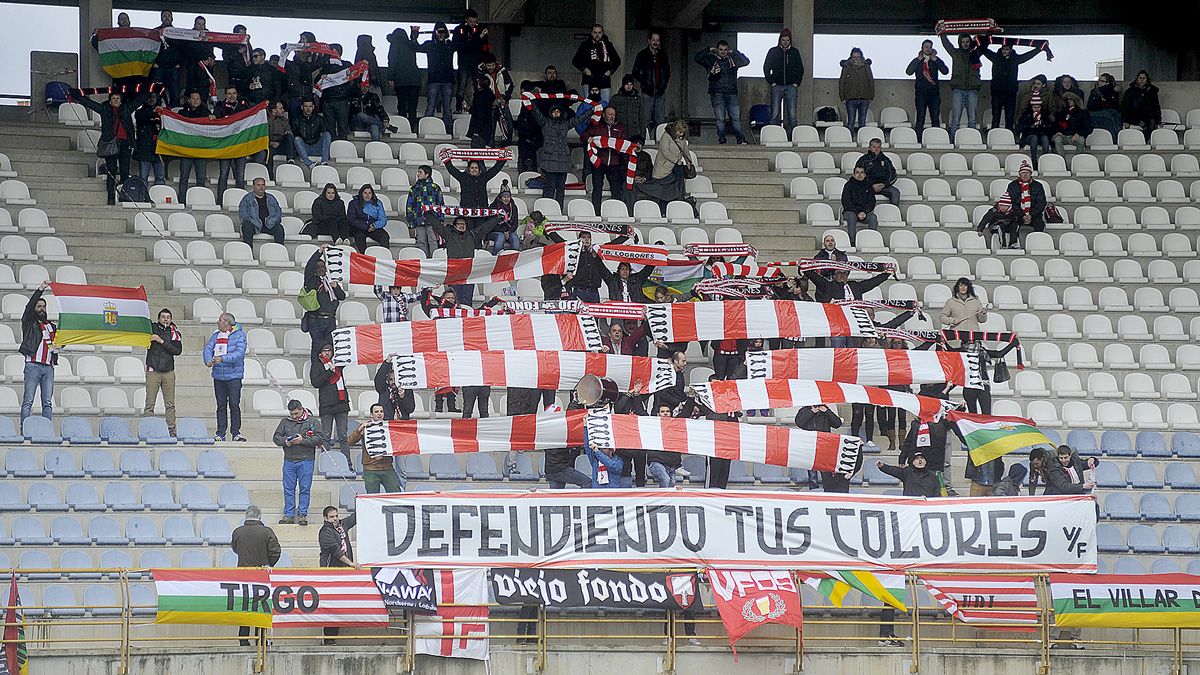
[203,312,247,442]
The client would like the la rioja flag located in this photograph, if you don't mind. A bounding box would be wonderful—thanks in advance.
[414,569,489,661]
[708,569,804,656]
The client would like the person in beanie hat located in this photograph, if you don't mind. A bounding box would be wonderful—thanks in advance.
[764,28,804,130]
[609,75,644,142]
[877,452,940,498]
[486,181,520,254]
[1002,160,1046,249]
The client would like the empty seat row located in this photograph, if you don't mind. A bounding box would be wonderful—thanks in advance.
[2,446,231,478]
[0,480,249,513]
[991,399,1200,431]
[7,513,238,546]
[1014,371,1198,401]
[1096,523,1200,555]
[777,150,1200,180]
[1101,491,1200,521]
[1026,341,1200,373]
[907,255,1200,286]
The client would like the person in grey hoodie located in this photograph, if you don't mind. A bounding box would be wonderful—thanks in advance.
[694,40,750,145]
[940,33,982,138]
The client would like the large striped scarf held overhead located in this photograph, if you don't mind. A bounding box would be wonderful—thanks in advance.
[692,378,960,421]
[684,243,757,258]
[644,300,878,343]
[389,350,676,393]
[331,314,603,365]
[943,329,1024,369]
[322,242,579,287]
[768,259,898,275]
[279,41,341,61]
[160,27,250,45]
[585,136,638,189]
[745,348,983,389]
[708,263,786,282]
[521,92,603,125]
[542,221,632,236]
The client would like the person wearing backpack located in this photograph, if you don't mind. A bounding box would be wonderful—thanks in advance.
[301,245,346,357]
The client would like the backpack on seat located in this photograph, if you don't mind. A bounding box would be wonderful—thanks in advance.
[816,106,841,123]
[747,104,772,130]
[45,81,72,108]
[118,176,151,203]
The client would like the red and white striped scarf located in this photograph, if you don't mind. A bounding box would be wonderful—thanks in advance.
[769,259,897,275]
[314,60,370,98]
[198,60,218,99]
[586,136,639,188]
[543,221,632,236]
[597,243,671,265]
[521,92,603,125]
[388,350,675,393]
[421,204,510,222]
[320,353,347,401]
[1019,180,1032,213]
[919,575,1039,630]
[331,314,603,365]
[644,300,878,343]
[684,243,757,258]
[692,378,959,421]
[278,41,341,61]
[438,147,513,163]
[161,27,250,45]
[578,301,647,319]
[428,306,511,319]
[691,278,769,298]
[744,347,983,388]
[708,262,787,282]
[30,321,57,365]
[876,327,946,345]
[323,242,579,287]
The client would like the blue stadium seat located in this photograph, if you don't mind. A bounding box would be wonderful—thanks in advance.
[466,454,502,481]
[27,482,69,511]
[277,550,294,567]
[45,449,84,477]
[99,417,139,445]
[1095,462,1125,488]
[201,516,233,545]
[1112,556,1145,574]
[142,483,182,511]
[864,462,900,486]
[22,415,62,443]
[219,549,238,567]
[1164,525,1200,554]
[1100,431,1135,456]
[0,417,22,444]
[429,455,466,480]
[82,449,122,477]
[348,446,364,474]
[159,449,197,478]
[217,483,250,511]
[1094,558,1108,574]
[1150,558,1182,574]
[12,516,52,544]
[398,454,429,480]
[1178,494,1200,522]
[60,549,100,580]
[177,418,214,445]
[6,448,45,477]
[105,482,144,511]
[1161,458,1200,485]
[129,585,157,617]
[180,550,211,568]
[1041,429,1062,446]
[62,417,101,444]
[45,586,84,618]
[790,467,819,486]
[51,515,91,544]
[1101,493,1137,520]
[508,453,539,481]
[138,550,170,569]
[1095,524,1126,553]
[1136,431,1170,458]
[130,516,170,545]
[1128,524,1165,554]
[84,585,122,616]
[18,551,56,581]
[753,464,791,484]
[66,483,106,512]
[1127,462,1163,489]
[0,520,13,546]
[1174,432,1200,458]
[1188,559,1200,575]
[180,483,219,512]
[120,449,158,478]
[727,461,755,485]
[164,516,203,545]
[99,550,134,577]
[1140,493,1175,521]
[340,483,365,511]
[573,454,591,477]
[681,455,707,484]
[138,417,177,444]
[1065,430,1098,455]
[89,516,128,546]
[318,451,356,479]
[197,449,235,478]
[0,483,29,511]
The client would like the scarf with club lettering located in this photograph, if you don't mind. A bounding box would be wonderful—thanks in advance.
[579,302,647,320]
[421,204,510,222]
[835,298,925,320]
[942,330,1024,369]
[542,221,632,236]
[428,306,512,319]
[75,82,164,97]
[876,327,946,345]
[769,259,898,275]
[684,243,758,258]
[279,41,342,61]
[313,60,370,98]
[161,27,249,45]
[438,147,513,163]
[691,278,770,298]
[973,35,1054,61]
[521,92,603,125]
[586,136,639,189]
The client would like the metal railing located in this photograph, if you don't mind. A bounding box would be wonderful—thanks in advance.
[1,568,1195,674]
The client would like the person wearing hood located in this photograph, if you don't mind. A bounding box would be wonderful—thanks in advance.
[452,9,489,113]
[347,184,390,252]
[310,343,352,461]
[204,312,247,442]
[387,27,422,127]
[991,463,1028,497]
[405,165,444,257]
[1122,69,1161,141]
[353,34,382,94]
[1087,73,1121,140]
[838,48,874,134]
[1052,74,1084,102]
[905,39,948,133]
[877,452,940,497]
[695,40,751,145]
[981,42,1047,130]
[796,405,849,491]
[764,28,804,130]
[939,33,982,138]
[631,32,670,138]
[573,24,622,99]
[581,106,630,212]
[305,183,351,242]
[417,22,456,132]
[132,92,166,186]
[1053,92,1092,155]
[485,182,520,254]
[530,101,597,206]
[273,399,328,525]
[610,76,644,142]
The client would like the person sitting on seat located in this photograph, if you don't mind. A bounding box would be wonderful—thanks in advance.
[237,177,284,248]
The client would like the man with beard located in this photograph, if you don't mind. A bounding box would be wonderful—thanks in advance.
[20,281,57,422]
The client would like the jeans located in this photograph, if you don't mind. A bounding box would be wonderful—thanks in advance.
[769,84,797,129]
[394,458,408,491]
[321,411,350,460]
[1023,133,1052,169]
[708,92,744,141]
[213,378,242,438]
[21,361,54,422]
[648,461,675,488]
[914,90,940,132]
[642,93,665,139]
[1053,133,1087,155]
[425,82,455,132]
[293,133,332,167]
[323,99,351,140]
[364,468,401,494]
[177,158,207,204]
[138,157,166,185]
[542,172,567,206]
[571,288,600,303]
[1091,109,1121,141]
[990,91,1016,130]
[843,210,878,245]
[449,283,474,307]
[393,84,421,128]
[240,219,286,247]
[490,231,520,255]
[845,99,869,134]
[282,458,314,517]
[546,468,591,489]
[455,66,477,110]
[352,112,385,141]
[949,88,978,136]
[144,370,176,431]
[591,164,626,212]
[875,185,901,206]
[217,157,246,202]
[414,225,436,257]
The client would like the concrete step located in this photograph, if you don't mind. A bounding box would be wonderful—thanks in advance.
[0,131,72,151]
[694,155,770,172]
[709,182,787,198]
[9,158,92,179]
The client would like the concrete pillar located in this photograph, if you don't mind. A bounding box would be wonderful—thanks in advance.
[596,0,627,79]
[783,0,814,125]
[79,0,112,88]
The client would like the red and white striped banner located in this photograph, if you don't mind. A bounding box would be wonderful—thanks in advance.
[586,136,638,189]
[707,263,786,282]
[918,574,1039,630]
[268,569,390,628]
[692,378,959,421]
[745,348,983,388]
[645,300,877,343]
[684,243,757,258]
[390,350,675,393]
[361,410,587,456]
[323,242,579,287]
[579,301,647,319]
[331,314,602,365]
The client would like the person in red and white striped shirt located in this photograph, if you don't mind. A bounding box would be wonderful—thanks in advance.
[19,281,57,422]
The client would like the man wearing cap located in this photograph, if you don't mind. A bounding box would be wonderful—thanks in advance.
[1001,160,1046,250]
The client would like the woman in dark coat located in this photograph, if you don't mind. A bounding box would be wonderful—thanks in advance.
[305,183,351,242]
[529,102,597,206]
[1086,73,1122,140]
[1121,69,1161,141]
[132,93,165,185]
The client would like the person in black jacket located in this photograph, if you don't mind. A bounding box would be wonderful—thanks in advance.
[71,85,154,204]
[242,49,278,105]
[318,505,356,643]
[854,138,900,205]
[374,357,416,421]
[1121,69,1161,141]
[840,166,877,246]
[417,22,456,132]
[764,29,804,130]
[302,246,346,356]
[221,24,253,94]
[20,282,57,423]
[350,90,395,142]
[559,231,604,302]
[452,9,489,113]
[1052,93,1092,156]
[386,28,422,128]
[599,260,655,303]
[677,377,735,488]
[442,156,507,211]
[213,86,252,203]
[175,91,212,205]
[877,452,940,497]
[1044,445,1097,495]
[430,216,494,306]
[572,24,622,98]
[285,48,322,119]
[695,40,751,145]
[305,184,351,242]
[1087,73,1122,140]
[1001,160,1045,249]
[631,32,670,139]
[311,343,351,460]
[803,267,893,345]
[796,405,850,491]
[982,43,1046,130]
[231,504,280,645]
[291,98,331,168]
[905,40,948,133]
[151,10,182,106]
[144,308,183,435]
[132,94,165,186]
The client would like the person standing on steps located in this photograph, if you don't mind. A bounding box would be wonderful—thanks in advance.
[20,281,56,423]
[70,85,155,205]
[416,22,456,133]
[981,42,1047,131]
[695,40,750,145]
[319,505,358,644]
[573,24,622,100]
[351,403,404,494]
[144,308,182,436]
[905,40,948,134]
[763,28,804,131]
[631,32,670,139]
[301,245,346,356]
[940,33,982,139]
[231,504,280,646]
[203,312,247,442]
[452,9,489,114]
[273,399,327,527]
[311,343,351,463]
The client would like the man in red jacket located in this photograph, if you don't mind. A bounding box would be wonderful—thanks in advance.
[581,106,630,212]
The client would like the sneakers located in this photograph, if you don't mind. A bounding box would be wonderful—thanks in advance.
[297,515,308,526]
[674,466,691,478]
[213,435,225,442]
[687,638,702,647]
[233,435,247,442]
[878,638,904,647]
[717,137,727,145]
[737,138,749,145]
[278,516,295,525]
